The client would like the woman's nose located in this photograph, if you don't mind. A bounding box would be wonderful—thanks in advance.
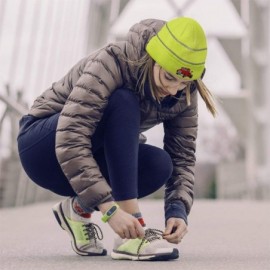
[167,86,178,95]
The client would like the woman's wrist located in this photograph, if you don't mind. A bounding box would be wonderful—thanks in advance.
[101,203,119,223]
[98,201,117,214]
[98,201,115,214]
[98,202,120,223]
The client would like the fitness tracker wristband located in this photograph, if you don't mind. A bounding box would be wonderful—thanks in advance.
[101,203,119,223]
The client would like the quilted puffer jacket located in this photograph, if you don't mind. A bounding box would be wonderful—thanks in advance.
[28,19,198,217]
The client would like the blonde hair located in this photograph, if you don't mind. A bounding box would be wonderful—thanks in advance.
[129,54,217,117]
[196,78,217,117]
[134,54,162,101]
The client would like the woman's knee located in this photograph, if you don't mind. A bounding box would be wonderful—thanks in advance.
[139,145,173,183]
[108,88,139,113]
[151,148,173,179]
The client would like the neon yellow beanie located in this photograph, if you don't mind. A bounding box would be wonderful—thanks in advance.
[146,17,207,80]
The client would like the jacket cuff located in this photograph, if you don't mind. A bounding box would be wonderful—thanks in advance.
[165,201,188,225]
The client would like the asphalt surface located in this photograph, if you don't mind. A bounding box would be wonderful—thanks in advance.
[1,199,269,270]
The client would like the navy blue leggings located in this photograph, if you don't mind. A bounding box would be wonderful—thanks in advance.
[17,88,173,201]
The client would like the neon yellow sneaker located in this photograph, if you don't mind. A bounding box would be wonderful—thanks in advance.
[52,197,106,256]
[111,228,179,261]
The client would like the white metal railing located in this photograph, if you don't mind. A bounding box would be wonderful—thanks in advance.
[0,0,125,207]
[0,0,93,207]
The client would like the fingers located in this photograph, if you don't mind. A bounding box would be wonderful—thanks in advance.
[164,228,188,244]
[128,225,137,239]
[119,231,126,239]
[135,221,145,239]
[128,219,144,239]
[109,210,145,240]
[164,218,174,235]
[163,230,187,243]
[127,219,145,239]
[119,221,144,239]
[117,224,138,239]
[163,218,188,244]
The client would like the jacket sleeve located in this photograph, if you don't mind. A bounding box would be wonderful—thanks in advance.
[163,90,198,216]
[55,46,123,212]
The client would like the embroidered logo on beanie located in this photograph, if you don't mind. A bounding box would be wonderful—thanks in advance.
[176,67,193,78]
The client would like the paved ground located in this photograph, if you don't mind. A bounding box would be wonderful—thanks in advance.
[1,199,269,270]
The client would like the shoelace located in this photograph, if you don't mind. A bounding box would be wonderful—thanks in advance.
[137,228,163,258]
[83,223,103,247]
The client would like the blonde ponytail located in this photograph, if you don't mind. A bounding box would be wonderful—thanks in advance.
[196,79,217,117]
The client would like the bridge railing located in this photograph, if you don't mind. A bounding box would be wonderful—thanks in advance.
[0,84,62,208]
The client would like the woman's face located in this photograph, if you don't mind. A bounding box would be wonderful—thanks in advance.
[153,63,192,97]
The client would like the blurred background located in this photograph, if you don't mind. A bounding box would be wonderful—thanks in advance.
[0,0,269,208]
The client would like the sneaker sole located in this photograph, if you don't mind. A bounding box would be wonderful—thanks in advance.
[111,248,179,261]
[52,202,107,256]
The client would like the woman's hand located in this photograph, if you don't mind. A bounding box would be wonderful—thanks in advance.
[163,217,188,244]
[108,208,145,239]
[98,202,145,239]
